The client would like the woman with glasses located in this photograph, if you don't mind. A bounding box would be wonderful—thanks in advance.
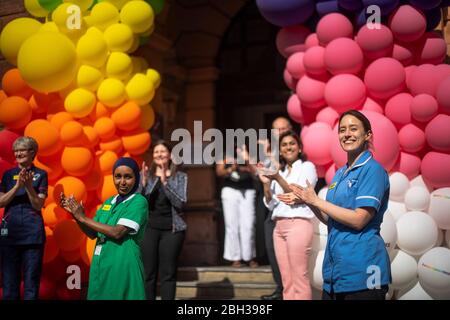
[0,136,48,300]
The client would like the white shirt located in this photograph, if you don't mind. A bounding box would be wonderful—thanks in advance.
[263,159,318,220]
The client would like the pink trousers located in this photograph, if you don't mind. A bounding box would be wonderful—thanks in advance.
[273,217,313,300]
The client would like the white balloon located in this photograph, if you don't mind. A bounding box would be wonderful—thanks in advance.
[389,249,418,290]
[380,211,397,252]
[389,172,410,202]
[404,186,430,212]
[396,211,438,256]
[397,280,434,300]
[318,186,328,200]
[418,247,450,297]
[410,175,432,193]
[311,217,328,252]
[388,200,407,221]
[428,188,450,230]
[308,250,324,290]
[435,229,444,247]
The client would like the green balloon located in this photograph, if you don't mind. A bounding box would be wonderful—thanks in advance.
[38,0,63,12]
[144,0,165,15]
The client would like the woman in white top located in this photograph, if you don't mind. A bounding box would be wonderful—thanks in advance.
[259,130,317,300]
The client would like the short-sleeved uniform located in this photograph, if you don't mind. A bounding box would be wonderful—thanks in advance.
[323,150,391,293]
[88,193,148,300]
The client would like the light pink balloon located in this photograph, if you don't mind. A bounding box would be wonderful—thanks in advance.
[316,106,339,128]
[302,122,333,165]
[305,33,319,49]
[325,74,366,113]
[425,114,450,152]
[389,5,426,42]
[404,65,417,88]
[300,125,309,141]
[325,163,337,185]
[287,94,303,124]
[303,46,327,76]
[407,64,440,96]
[356,24,394,60]
[384,92,413,129]
[362,97,384,114]
[398,124,426,153]
[286,52,306,79]
[276,25,311,58]
[410,94,438,122]
[415,33,447,65]
[421,152,450,189]
[392,43,414,66]
[284,68,298,91]
[331,110,400,171]
[316,13,353,46]
[392,152,421,180]
[436,75,450,115]
[364,58,406,100]
[296,75,326,109]
[324,37,364,75]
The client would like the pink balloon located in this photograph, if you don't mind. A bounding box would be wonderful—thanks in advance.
[325,74,366,113]
[404,65,417,88]
[276,25,311,58]
[392,152,421,179]
[410,94,438,122]
[389,5,426,42]
[325,163,336,185]
[324,37,364,75]
[421,151,450,189]
[296,75,326,109]
[305,33,319,49]
[302,122,333,165]
[287,94,303,124]
[362,97,384,114]
[0,129,20,164]
[286,52,306,79]
[303,46,327,76]
[425,114,450,152]
[398,124,426,153]
[407,64,440,96]
[356,24,394,60]
[392,43,414,66]
[300,125,309,141]
[436,75,450,115]
[385,93,413,128]
[364,57,406,100]
[284,68,298,90]
[316,13,353,46]
[316,106,339,128]
[435,64,450,84]
[415,33,447,65]
[315,163,330,178]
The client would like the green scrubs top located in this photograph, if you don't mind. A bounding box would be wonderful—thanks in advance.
[87,193,148,300]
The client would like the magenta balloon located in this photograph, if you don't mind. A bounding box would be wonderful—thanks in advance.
[415,33,447,65]
[316,13,353,46]
[325,163,337,185]
[296,75,327,109]
[362,97,384,114]
[0,129,20,164]
[256,0,315,27]
[276,25,311,58]
[407,64,440,96]
[398,124,426,153]
[287,94,304,124]
[392,43,415,66]
[356,24,394,60]
[286,52,306,79]
[436,75,450,115]
[389,5,426,42]
[410,94,438,122]
[435,64,450,84]
[364,57,406,100]
[421,151,450,189]
[302,122,334,165]
[385,93,413,128]
[316,106,339,128]
[305,33,319,49]
[392,152,421,179]
[303,46,327,75]
[284,69,298,90]
[325,74,366,113]
[324,38,364,75]
[425,114,450,152]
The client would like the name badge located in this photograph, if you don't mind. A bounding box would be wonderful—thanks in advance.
[1,228,8,237]
[102,204,111,211]
[94,245,102,256]
[328,182,337,190]
[13,175,19,181]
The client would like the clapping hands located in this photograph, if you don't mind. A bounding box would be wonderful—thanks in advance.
[288,180,319,206]
[59,193,85,220]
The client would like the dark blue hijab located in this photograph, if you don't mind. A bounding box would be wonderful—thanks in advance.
[113,157,140,205]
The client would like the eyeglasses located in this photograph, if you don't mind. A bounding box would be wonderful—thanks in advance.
[13,149,32,154]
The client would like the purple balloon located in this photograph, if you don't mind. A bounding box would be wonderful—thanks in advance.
[316,1,340,17]
[338,0,363,11]
[408,0,442,10]
[256,0,315,27]
[362,0,399,15]
[425,7,442,31]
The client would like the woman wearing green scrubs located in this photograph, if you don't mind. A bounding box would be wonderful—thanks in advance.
[60,157,148,300]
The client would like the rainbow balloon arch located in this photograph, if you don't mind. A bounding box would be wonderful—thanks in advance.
[257,0,450,299]
[0,0,163,299]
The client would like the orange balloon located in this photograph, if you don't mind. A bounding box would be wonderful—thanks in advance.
[83,125,99,147]
[35,152,63,181]
[0,90,7,104]
[53,176,87,204]
[122,129,151,155]
[24,119,61,156]
[88,101,110,121]
[78,167,103,191]
[43,203,60,227]
[97,174,117,202]
[94,116,116,140]
[49,111,74,131]
[0,96,32,129]
[46,98,66,117]
[53,220,84,251]
[97,150,118,173]
[60,121,85,146]
[111,101,141,131]
[1,68,33,99]
[43,235,59,264]
[45,185,55,207]
[45,226,53,237]
[61,147,94,176]
[99,135,123,154]
[81,236,97,265]
[60,247,82,263]
[29,92,57,114]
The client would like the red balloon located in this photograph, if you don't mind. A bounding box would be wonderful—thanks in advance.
[356,24,394,60]
[389,5,426,42]
[324,38,363,75]
[398,124,426,153]
[296,75,326,109]
[421,151,450,189]
[364,57,405,100]
[425,114,450,152]
[325,74,366,113]
[0,129,20,164]
[0,158,14,180]
[316,13,353,46]
[385,93,413,129]
[276,25,311,58]
[303,46,327,76]
[410,94,438,122]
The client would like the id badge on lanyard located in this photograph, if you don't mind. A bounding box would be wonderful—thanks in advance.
[1,217,9,237]
[95,237,106,255]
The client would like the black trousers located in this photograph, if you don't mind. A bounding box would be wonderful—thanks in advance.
[141,226,185,300]
[322,285,389,300]
[264,214,283,295]
[1,244,44,300]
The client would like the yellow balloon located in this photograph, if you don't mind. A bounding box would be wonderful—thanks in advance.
[104,23,133,52]
[89,1,120,31]
[97,78,126,107]
[131,56,149,74]
[140,104,155,130]
[39,21,60,33]
[102,0,129,10]
[58,80,78,100]
[126,73,155,106]
[63,0,94,12]
[120,0,154,34]
[140,23,154,37]
[76,27,108,67]
[106,52,132,80]
[146,68,161,88]
[127,35,140,54]
[52,2,86,40]
[18,31,77,93]
[77,65,104,91]
[65,88,96,118]
[25,0,49,18]
[0,18,42,65]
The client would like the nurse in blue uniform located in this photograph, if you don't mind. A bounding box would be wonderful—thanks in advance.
[0,136,48,300]
[288,110,391,300]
